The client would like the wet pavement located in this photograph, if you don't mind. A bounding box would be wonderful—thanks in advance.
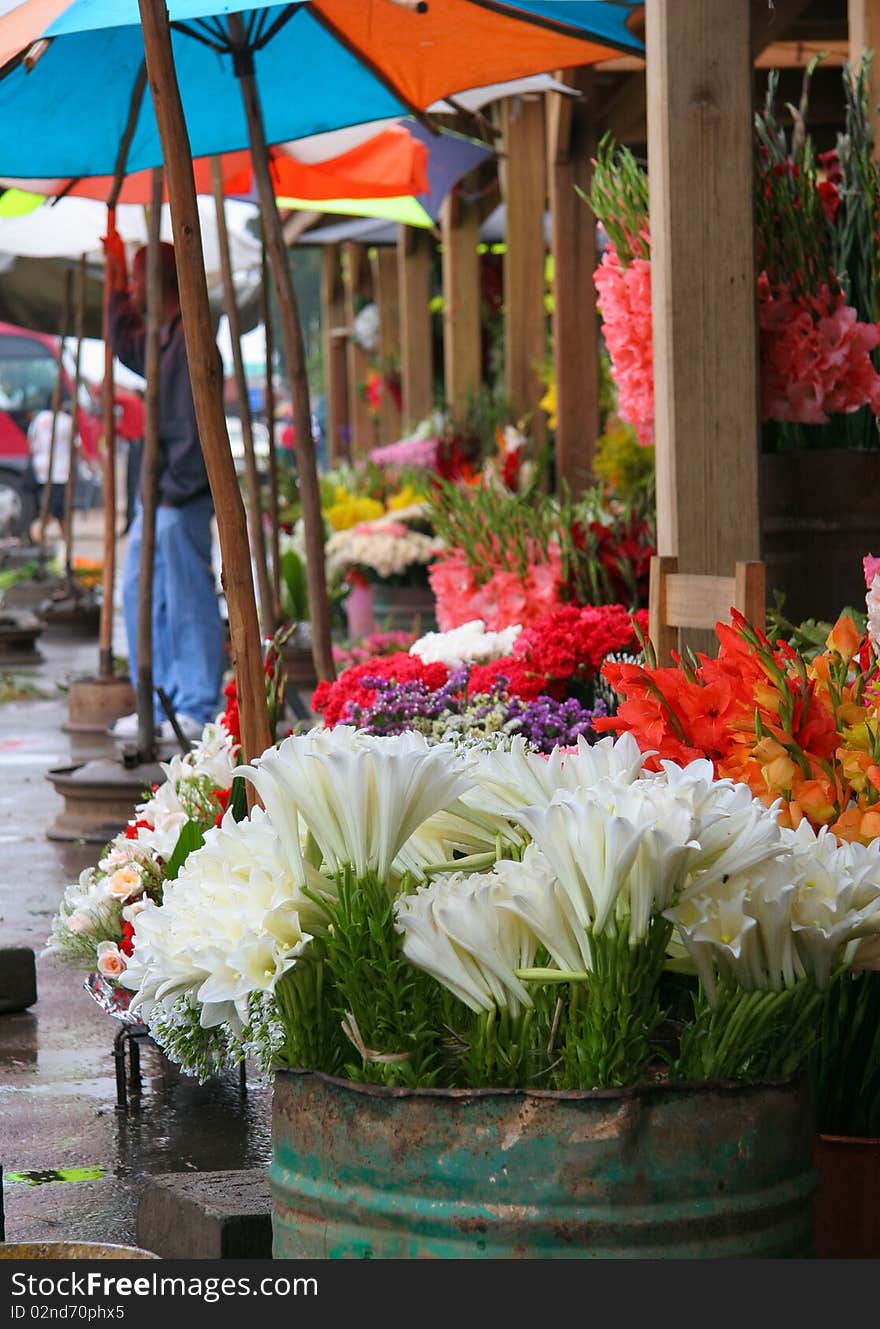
[0,606,273,1247]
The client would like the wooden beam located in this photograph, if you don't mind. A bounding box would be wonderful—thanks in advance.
[321,243,350,466]
[440,187,481,413]
[849,0,880,151]
[371,246,402,444]
[281,209,322,246]
[752,0,814,57]
[549,67,599,496]
[397,224,434,429]
[136,166,163,762]
[343,242,375,459]
[501,94,547,448]
[646,0,760,590]
[600,71,647,145]
[599,40,848,72]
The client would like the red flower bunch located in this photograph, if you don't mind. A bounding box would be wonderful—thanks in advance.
[758,276,880,424]
[468,604,649,701]
[220,678,240,745]
[124,818,152,841]
[312,652,449,726]
[119,920,136,958]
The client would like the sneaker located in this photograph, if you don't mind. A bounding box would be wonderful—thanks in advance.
[159,713,205,741]
[108,711,139,739]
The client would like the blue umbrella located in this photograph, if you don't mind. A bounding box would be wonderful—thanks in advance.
[0,3,642,180]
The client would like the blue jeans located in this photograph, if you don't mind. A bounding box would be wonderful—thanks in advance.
[123,495,226,726]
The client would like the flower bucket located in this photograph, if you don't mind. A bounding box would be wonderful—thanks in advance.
[344,579,375,639]
[271,1070,817,1259]
[369,583,437,635]
[814,1134,880,1258]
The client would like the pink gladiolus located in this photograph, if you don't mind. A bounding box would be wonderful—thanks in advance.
[593,245,654,446]
[864,554,880,588]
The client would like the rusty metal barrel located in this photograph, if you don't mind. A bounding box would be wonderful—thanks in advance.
[271,1070,817,1258]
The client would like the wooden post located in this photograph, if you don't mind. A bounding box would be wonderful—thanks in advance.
[397,225,434,430]
[646,1,760,592]
[262,241,282,627]
[138,0,272,762]
[321,243,350,466]
[501,94,547,449]
[343,242,375,458]
[370,246,402,444]
[136,166,163,763]
[548,68,600,496]
[63,254,87,580]
[99,61,148,682]
[849,0,880,148]
[210,156,275,635]
[38,265,73,556]
[440,187,481,413]
[227,11,335,683]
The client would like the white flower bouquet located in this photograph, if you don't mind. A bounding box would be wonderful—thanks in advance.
[325,514,445,587]
[120,729,880,1091]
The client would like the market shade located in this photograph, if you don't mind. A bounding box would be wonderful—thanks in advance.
[0,2,642,180]
[0,123,430,204]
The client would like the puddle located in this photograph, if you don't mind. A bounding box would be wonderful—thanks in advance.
[5,1165,106,1186]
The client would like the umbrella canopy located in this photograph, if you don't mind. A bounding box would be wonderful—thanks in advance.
[0,122,430,204]
[0,2,642,179]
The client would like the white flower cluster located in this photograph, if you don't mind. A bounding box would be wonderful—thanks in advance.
[124,729,475,1036]
[395,736,880,1014]
[409,619,523,670]
[325,523,444,580]
[351,301,380,352]
[45,719,239,982]
[123,729,880,1061]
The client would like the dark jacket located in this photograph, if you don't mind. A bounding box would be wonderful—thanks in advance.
[108,292,214,508]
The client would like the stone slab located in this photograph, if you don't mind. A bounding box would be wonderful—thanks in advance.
[136,1169,272,1260]
[0,948,37,1015]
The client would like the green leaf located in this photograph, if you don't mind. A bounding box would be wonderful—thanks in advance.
[230,775,249,823]
[164,819,206,882]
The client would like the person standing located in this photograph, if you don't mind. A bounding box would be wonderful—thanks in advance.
[27,401,74,542]
[102,229,225,740]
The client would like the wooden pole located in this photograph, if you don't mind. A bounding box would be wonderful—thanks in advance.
[646,1,760,591]
[343,242,375,459]
[501,94,548,449]
[99,61,149,681]
[371,246,402,444]
[63,254,87,580]
[548,68,600,496]
[849,0,880,150]
[321,243,350,465]
[227,9,335,682]
[397,224,434,430]
[210,155,275,635]
[440,187,481,413]
[136,166,163,762]
[38,265,73,558]
[138,0,272,763]
[262,240,282,626]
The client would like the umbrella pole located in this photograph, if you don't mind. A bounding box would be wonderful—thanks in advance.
[37,266,73,565]
[262,241,282,626]
[136,166,164,763]
[63,254,87,583]
[209,156,275,636]
[100,62,148,682]
[228,12,335,684]
[138,0,272,766]
[98,209,118,681]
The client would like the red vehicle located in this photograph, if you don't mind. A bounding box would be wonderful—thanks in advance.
[0,320,104,538]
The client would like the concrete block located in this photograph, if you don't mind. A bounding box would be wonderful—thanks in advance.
[137,1169,271,1259]
[0,948,37,1015]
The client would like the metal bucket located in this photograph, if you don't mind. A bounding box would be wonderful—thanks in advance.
[271,1070,817,1259]
[0,1243,159,1259]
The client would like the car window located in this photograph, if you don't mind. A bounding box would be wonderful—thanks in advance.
[0,335,59,431]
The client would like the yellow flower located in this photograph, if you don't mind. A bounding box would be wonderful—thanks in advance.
[387,484,427,512]
[325,496,385,531]
[539,381,557,430]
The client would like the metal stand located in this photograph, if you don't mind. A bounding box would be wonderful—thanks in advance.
[114,1022,149,1112]
[113,1023,249,1112]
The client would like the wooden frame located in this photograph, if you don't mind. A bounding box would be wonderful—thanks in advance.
[648,555,766,666]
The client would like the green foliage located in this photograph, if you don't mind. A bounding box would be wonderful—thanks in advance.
[164,820,207,883]
[810,969,880,1135]
[279,547,309,623]
[592,419,656,507]
[766,590,866,660]
[587,133,649,266]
